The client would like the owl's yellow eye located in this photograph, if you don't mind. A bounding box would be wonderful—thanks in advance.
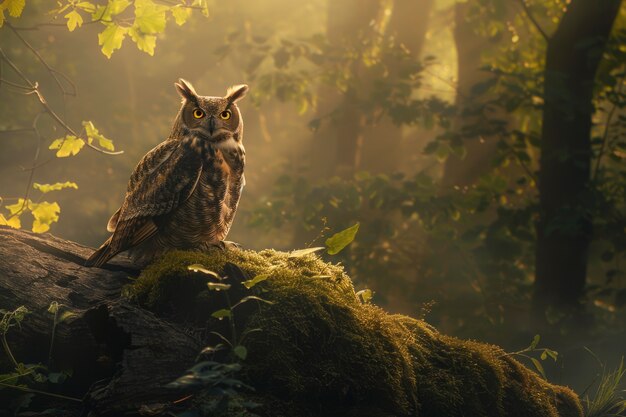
[219,110,232,120]
[193,109,205,119]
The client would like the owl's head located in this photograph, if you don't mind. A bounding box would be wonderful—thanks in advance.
[174,79,249,143]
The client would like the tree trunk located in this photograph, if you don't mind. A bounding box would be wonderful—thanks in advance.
[441,2,510,187]
[360,0,435,174]
[308,0,383,178]
[533,0,622,325]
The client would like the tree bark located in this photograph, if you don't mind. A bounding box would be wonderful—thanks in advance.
[441,2,511,187]
[533,0,622,324]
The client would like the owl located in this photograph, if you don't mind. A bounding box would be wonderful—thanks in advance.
[86,79,249,268]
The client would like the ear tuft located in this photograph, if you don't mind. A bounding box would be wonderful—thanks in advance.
[225,84,249,104]
[175,78,198,102]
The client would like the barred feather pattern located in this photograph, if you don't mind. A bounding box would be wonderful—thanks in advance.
[128,136,245,265]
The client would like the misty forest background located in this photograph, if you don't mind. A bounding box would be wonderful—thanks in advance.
[0,0,624,393]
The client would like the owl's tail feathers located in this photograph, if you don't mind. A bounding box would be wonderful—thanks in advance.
[85,237,115,268]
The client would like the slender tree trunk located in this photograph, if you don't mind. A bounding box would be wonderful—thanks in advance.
[442,2,510,187]
[308,0,381,178]
[533,0,621,325]
[360,0,435,174]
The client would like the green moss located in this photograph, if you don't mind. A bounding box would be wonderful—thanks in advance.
[127,249,583,417]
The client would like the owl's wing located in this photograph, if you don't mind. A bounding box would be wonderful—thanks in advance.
[108,139,203,253]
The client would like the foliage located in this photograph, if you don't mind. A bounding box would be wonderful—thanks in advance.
[244,170,537,336]
[0,0,209,236]
[0,304,79,414]
[584,359,626,417]
[231,0,626,338]
[168,361,259,417]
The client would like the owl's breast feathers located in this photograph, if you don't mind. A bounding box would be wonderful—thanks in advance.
[86,135,245,267]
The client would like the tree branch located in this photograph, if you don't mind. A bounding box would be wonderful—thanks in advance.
[6,22,76,97]
[0,48,123,156]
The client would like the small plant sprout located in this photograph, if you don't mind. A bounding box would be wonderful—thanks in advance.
[188,263,273,362]
[356,289,374,303]
[502,335,558,380]
[288,222,361,258]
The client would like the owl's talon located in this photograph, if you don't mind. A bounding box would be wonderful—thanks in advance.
[209,240,242,251]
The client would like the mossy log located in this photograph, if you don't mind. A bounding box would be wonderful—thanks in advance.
[0,226,584,417]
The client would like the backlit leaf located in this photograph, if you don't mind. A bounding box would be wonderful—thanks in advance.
[92,0,130,21]
[30,201,60,233]
[5,0,25,17]
[33,182,78,193]
[64,10,83,32]
[325,223,359,255]
[0,214,20,229]
[171,5,191,26]
[75,2,95,13]
[241,274,269,289]
[188,264,220,279]
[49,135,85,157]
[129,27,156,55]
[192,0,209,17]
[356,289,373,303]
[98,24,128,58]
[83,121,115,150]
[133,0,167,33]
[288,247,325,258]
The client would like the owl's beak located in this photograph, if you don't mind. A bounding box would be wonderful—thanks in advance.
[208,116,216,136]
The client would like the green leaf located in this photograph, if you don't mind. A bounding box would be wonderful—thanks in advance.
[207,282,231,291]
[0,213,21,229]
[33,182,78,193]
[232,295,274,309]
[233,345,247,360]
[545,349,558,361]
[211,309,231,319]
[30,201,60,233]
[133,0,168,33]
[49,136,85,157]
[530,357,546,379]
[170,5,191,26]
[288,247,325,258]
[92,0,130,21]
[75,2,95,13]
[192,0,209,17]
[4,0,25,17]
[98,24,128,58]
[128,27,157,55]
[356,289,373,303]
[83,121,114,151]
[64,10,83,32]
[48,301,59,314]
[241,274,269,289]
[58,310,76,323]
[528,334,540,350]
[325,223,360,255]
[187,264,220,279]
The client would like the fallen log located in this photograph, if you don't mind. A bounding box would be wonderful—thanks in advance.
[0,226,584,417]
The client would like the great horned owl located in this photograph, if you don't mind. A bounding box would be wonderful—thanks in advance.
[86,79,248,267]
